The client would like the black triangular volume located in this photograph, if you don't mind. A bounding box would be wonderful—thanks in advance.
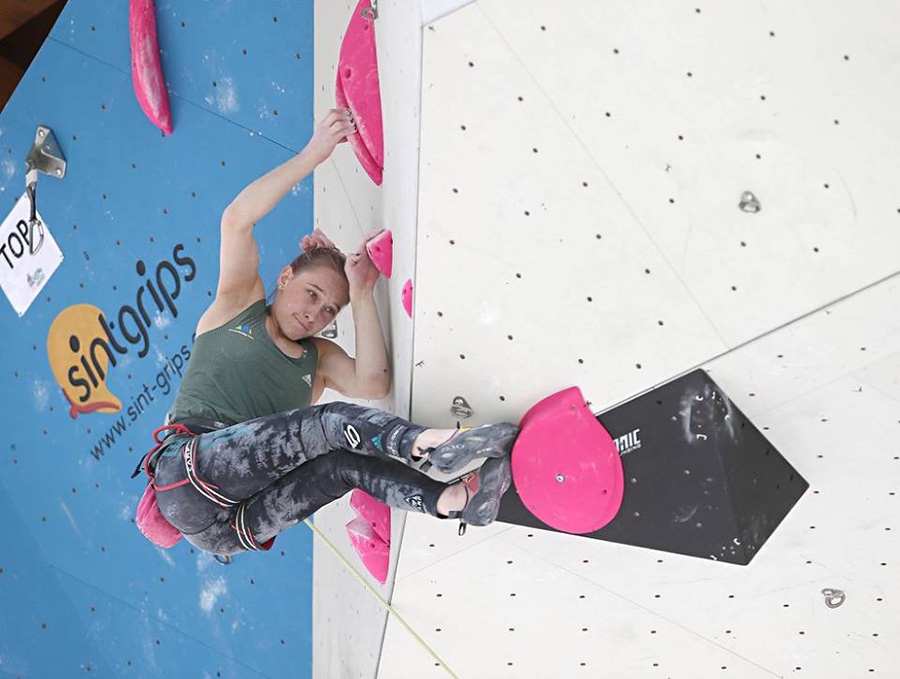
[498,369,808,565]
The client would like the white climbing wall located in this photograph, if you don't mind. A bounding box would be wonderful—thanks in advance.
[312,1,426,678]
[410,0,900,425]
[375,1,900,677]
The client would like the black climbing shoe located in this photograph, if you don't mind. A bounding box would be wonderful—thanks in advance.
[447,455,512,535]
[421,423,519,474]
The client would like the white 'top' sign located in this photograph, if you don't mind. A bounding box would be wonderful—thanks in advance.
[0,192,63,317]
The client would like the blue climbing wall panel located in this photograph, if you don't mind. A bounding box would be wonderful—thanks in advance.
[0,1,316,677]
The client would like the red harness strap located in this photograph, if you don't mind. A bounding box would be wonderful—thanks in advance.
[133,424,193,489]
[138,426,237,507]
[181,437,238,508]
[137,422,274,553]
[232,499,276,552]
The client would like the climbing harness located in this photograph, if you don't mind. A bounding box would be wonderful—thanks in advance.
[132,420,272,552]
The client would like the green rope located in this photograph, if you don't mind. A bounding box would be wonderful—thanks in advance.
[303,517,459,679]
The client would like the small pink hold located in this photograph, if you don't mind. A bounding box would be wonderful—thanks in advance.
[402,279,413,318]
[365,230,393,279]
[346,516,389,584]
[350,489,391,544]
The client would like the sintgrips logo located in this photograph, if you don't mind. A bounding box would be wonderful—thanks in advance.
[46,244,197,418]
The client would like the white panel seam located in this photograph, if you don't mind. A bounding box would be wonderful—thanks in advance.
[601,265,900,415]
[421,0,478,26]
[395,524,517,583]
[503,536,785,678]
[473,3,731,349]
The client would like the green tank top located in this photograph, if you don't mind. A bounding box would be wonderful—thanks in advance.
[166,300,319,426]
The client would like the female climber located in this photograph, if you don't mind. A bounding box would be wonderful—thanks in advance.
[143,108,518,556]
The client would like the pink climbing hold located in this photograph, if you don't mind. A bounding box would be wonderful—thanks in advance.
[346,516,389,584]
[365,230,393,279]
[335,84,381,181]
[336,0,384,185]
[511,386,624,534]
[401,279,413,317]
[129,0,173,135]
[350,489,391,544]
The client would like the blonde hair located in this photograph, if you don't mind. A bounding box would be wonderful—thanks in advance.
[288,247,347,278]
[268,247,350,308]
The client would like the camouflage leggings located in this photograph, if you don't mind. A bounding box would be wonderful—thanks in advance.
[153,402,447,556]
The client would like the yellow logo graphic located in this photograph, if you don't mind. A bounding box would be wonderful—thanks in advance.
[47,304,122,418]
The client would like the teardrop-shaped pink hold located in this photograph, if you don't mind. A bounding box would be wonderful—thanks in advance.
[350,489,391,544]
[365,230,393,278]
[402,279,413,318]
[346,516,389,584]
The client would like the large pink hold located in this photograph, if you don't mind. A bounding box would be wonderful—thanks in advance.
[365,230,393,278]
[511,386,624,534]
[350,489,391,544]
[336,0,384,185]
[129,0,173,134]
[346,516,389,584]
[401,279,413,318]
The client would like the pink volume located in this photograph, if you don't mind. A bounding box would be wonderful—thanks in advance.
[129,0,173,134]
[336,0,384,184]
[511,386,624,534]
